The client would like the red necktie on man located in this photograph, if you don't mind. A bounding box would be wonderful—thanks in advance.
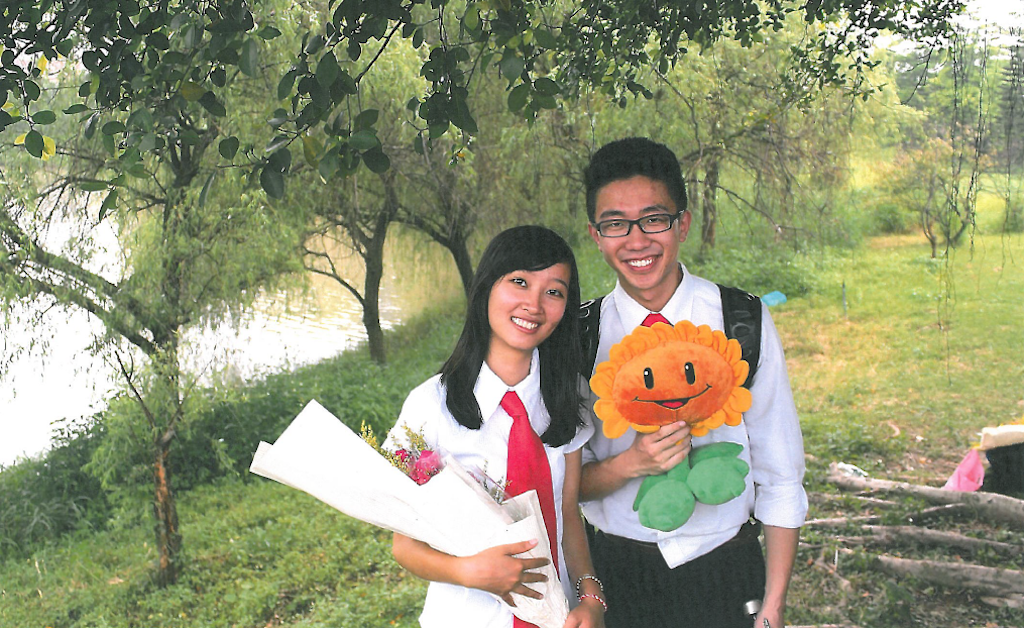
[502,390,558,628]
[642,312,671,327]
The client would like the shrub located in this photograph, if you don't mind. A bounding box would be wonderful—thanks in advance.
[0,414,109,560]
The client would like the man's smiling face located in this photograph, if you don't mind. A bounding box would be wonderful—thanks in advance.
[588,175,691,312]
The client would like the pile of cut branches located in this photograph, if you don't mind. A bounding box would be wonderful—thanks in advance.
[790,463,1024,627]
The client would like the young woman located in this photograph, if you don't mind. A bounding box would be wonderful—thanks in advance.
[387,226,606,628]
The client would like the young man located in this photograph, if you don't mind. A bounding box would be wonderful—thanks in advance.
[579,137,807,628]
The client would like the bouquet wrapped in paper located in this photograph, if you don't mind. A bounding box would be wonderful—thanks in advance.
[249,399,568,628]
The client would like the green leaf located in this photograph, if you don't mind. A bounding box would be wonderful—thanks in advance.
[79,180,109,192]
[239,39,259,77]
[318,152,339,180]
[533,94,557,110]
[463,4,481,31]
[533,29,558,49]
[277,70,298,101]
[336,71,357,95]
[98,189,117,222]
[499,53,525,82]
[533,77,560,96]
[219,136,240,159]
[302,135,322,166]
[268,108,290,128]
[347,40,361,61]
[63,103,89,115]
[24,80,40,102]
[507,84,530,112]
[181,81,205,101]
[259,26,282,40]
[265,135,291,153]
[101,120,125,135]
[353,109,378,131]
[24,130,44,157]
[139,133,160,152]
[349,129,379,151]
[199,91,226,117]
[259,167,285,199]
[267,148,292,173]
[32,110,57,125]
[362,147,391,173]
[84,113,100,139]
[449,93,478,133]
[305,35,325,55]
[317,51,339,88]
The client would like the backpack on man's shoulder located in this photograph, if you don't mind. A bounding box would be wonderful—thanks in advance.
[578,284,762,388]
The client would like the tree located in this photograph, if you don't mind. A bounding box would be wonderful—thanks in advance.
[301,169,400,364]
[2,1,964,199]
[0,3,303,585]
[997,30,1024,233]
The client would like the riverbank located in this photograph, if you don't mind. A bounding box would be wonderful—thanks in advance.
[2,231,1023,627]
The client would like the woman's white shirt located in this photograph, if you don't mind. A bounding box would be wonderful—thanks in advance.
[386,349,593,628]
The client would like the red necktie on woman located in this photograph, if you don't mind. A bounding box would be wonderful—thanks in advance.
[642,312,670,327]
[502,390,558,628]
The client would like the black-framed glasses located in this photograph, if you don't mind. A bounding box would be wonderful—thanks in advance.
[592,213,681,238]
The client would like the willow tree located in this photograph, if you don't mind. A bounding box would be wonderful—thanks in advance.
[0,2,302,585]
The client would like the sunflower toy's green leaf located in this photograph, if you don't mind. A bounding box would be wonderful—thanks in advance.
[633,474,670,511]
[687,457,749,505]
[637,481,696,532]
[688,442,744,467]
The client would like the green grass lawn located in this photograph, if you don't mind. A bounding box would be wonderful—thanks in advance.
[2,227,1022,628]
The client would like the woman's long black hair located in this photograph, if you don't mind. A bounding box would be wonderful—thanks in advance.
[439,225,584,447]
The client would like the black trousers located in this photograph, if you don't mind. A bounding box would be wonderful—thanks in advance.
[590,524,766,628]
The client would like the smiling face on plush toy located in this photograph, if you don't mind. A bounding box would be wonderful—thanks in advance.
[590,321,752,438]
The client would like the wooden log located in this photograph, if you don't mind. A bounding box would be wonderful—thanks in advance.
[823,524,1022,555]
[804,515,881,527]
[807,492,899,508]
[873,554,1024,600]
[827,462,1024,529]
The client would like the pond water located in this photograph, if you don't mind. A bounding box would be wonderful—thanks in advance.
[0,227,463,468]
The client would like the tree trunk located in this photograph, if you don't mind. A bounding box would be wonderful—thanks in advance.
[362,209,388,364]
[152,440,181,587]
[700,159,719,258]
[361,174,399,364]
[450,233,474,297]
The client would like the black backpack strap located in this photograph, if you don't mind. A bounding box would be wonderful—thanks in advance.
[579,296,604,378]
[718,284,761,388]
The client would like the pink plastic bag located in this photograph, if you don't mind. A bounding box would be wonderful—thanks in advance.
[942,448,984,491]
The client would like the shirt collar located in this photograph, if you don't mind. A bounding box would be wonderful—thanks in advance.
[474,349,542,421]
[612,263,694,328]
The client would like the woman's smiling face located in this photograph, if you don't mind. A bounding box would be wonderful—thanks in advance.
[486,263,571,363]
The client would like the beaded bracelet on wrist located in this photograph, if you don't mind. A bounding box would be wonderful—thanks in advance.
[574,573,604,596]
[578,593,608,613]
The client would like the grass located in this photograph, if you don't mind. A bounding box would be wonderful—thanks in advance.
[2,224,1023,627]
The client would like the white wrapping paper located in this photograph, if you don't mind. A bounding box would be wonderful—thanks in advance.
[249,399,569,627]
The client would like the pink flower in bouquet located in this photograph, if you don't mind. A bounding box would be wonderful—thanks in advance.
[409,450,442,485]
[395,448,411,464]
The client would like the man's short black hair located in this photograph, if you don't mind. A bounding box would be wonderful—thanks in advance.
[584,137,687,223]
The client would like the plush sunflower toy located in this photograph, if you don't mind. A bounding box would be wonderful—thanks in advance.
[590,320,753,532]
